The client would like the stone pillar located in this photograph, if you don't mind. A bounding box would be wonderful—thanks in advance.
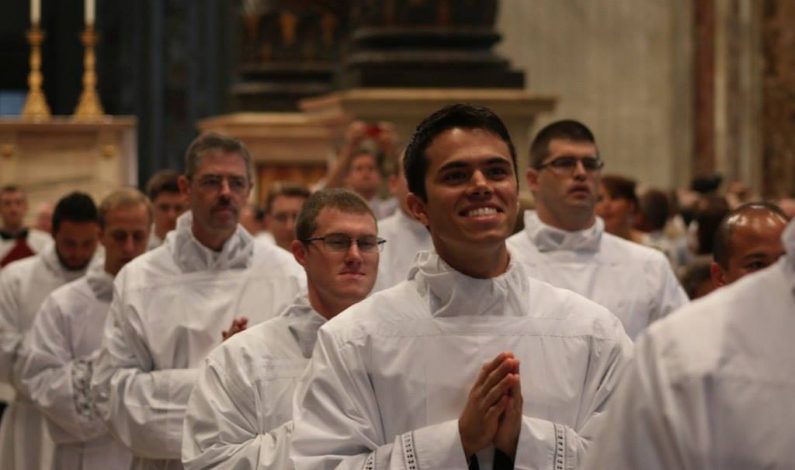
[760,1,795,198]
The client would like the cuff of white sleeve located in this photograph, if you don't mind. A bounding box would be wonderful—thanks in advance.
[411,419,469,469]
[513,417,562,470]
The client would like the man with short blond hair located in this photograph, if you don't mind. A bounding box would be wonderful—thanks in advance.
[92,133,305,469]
[19,188,153,470]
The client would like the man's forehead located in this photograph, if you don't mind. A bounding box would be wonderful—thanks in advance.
[195,150,248,173]
[547,138,598,156]
[316,207,376,231]
[0,191,25,202]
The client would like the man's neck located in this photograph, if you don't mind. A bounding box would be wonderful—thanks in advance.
[535,205,595,232]
[308,289,348,321]
[191,224,234,252]
[437,242,511,279]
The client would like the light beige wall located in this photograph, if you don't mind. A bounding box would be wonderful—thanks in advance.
[496,0,694,190]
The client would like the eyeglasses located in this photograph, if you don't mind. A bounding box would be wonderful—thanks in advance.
[538,156,604,175]
[302,233,386,253]
[195,174,249,193]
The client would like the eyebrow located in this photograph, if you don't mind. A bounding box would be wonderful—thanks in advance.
[438,156,512,171]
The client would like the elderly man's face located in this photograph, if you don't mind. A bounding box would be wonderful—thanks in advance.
[182,150,251,247]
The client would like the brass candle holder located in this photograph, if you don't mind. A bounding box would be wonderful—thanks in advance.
[73,25,105,119]
[21,25,51,120]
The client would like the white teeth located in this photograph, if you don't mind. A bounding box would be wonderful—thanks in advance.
[466,207,498,217]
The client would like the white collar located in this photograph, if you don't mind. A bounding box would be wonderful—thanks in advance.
[86,263,115,302]
[39,243,95,282]
[523,210,603,253]
[409,251,529,318]
[166,211,254,273]
[285,295,327,358]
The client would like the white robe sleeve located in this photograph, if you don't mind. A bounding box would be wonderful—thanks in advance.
[291,328,470,470]
[91,283,198,460]
[581,331,694,470]
[182,355,294,470]
[18,294,107,444]
[0,269,22,385]
[511,330,632,469]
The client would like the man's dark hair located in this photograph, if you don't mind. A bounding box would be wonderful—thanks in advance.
[184,132,253,182]
[529,119,597,169]
[52,192,98,234]
[637,189,670,232]
[695,195,730,256]
[712,201,789,268]
[264,183,311,215]
[601,175,638,205]
[295,188,375,242]
[145,170,181,201]
[404,104,517,202]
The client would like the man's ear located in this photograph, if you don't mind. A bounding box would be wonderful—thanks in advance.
[525,167,540,193]
[291,239,308,268]
[710,261,727,288]
[406,192,429,227]
[178,175,191,198]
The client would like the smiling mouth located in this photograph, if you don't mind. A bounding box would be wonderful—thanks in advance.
[463,207,501,217]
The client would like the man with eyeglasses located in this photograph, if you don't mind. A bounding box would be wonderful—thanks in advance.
[507,120,687,339]
[291,105,632,469]
[91,133,305,470]
[182,188,380,469]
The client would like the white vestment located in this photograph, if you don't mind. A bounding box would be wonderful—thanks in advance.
[182,294,325,469]
[18,264,132,470]
[373,209,432,292]
[0,244,98,470]
[0,228,52,266]
[292,252,632,470]
[91,212,305,470]
[507,211,688,339]
[583,221,795,470]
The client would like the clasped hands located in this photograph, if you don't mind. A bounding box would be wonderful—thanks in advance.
[458,351,522,462]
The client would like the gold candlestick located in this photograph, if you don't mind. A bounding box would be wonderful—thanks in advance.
[73,25,105,119]
[21,26,51,120]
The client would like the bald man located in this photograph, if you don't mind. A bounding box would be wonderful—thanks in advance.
[711,202,789,288]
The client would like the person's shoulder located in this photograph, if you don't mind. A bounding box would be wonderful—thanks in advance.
[114,247,177,287]
[1,254,40,279]
[321,281,422,341]
[46,275,92,305]
[526,275,627,341]
[601,232,669,264]
[639,263,790,378]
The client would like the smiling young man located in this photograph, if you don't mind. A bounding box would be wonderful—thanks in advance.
[91,133,304,470]
[0,192,101,470]
[182,188,380,469]
[291,104,632,470]
[18,188,153,470]
[507,120,687,340]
